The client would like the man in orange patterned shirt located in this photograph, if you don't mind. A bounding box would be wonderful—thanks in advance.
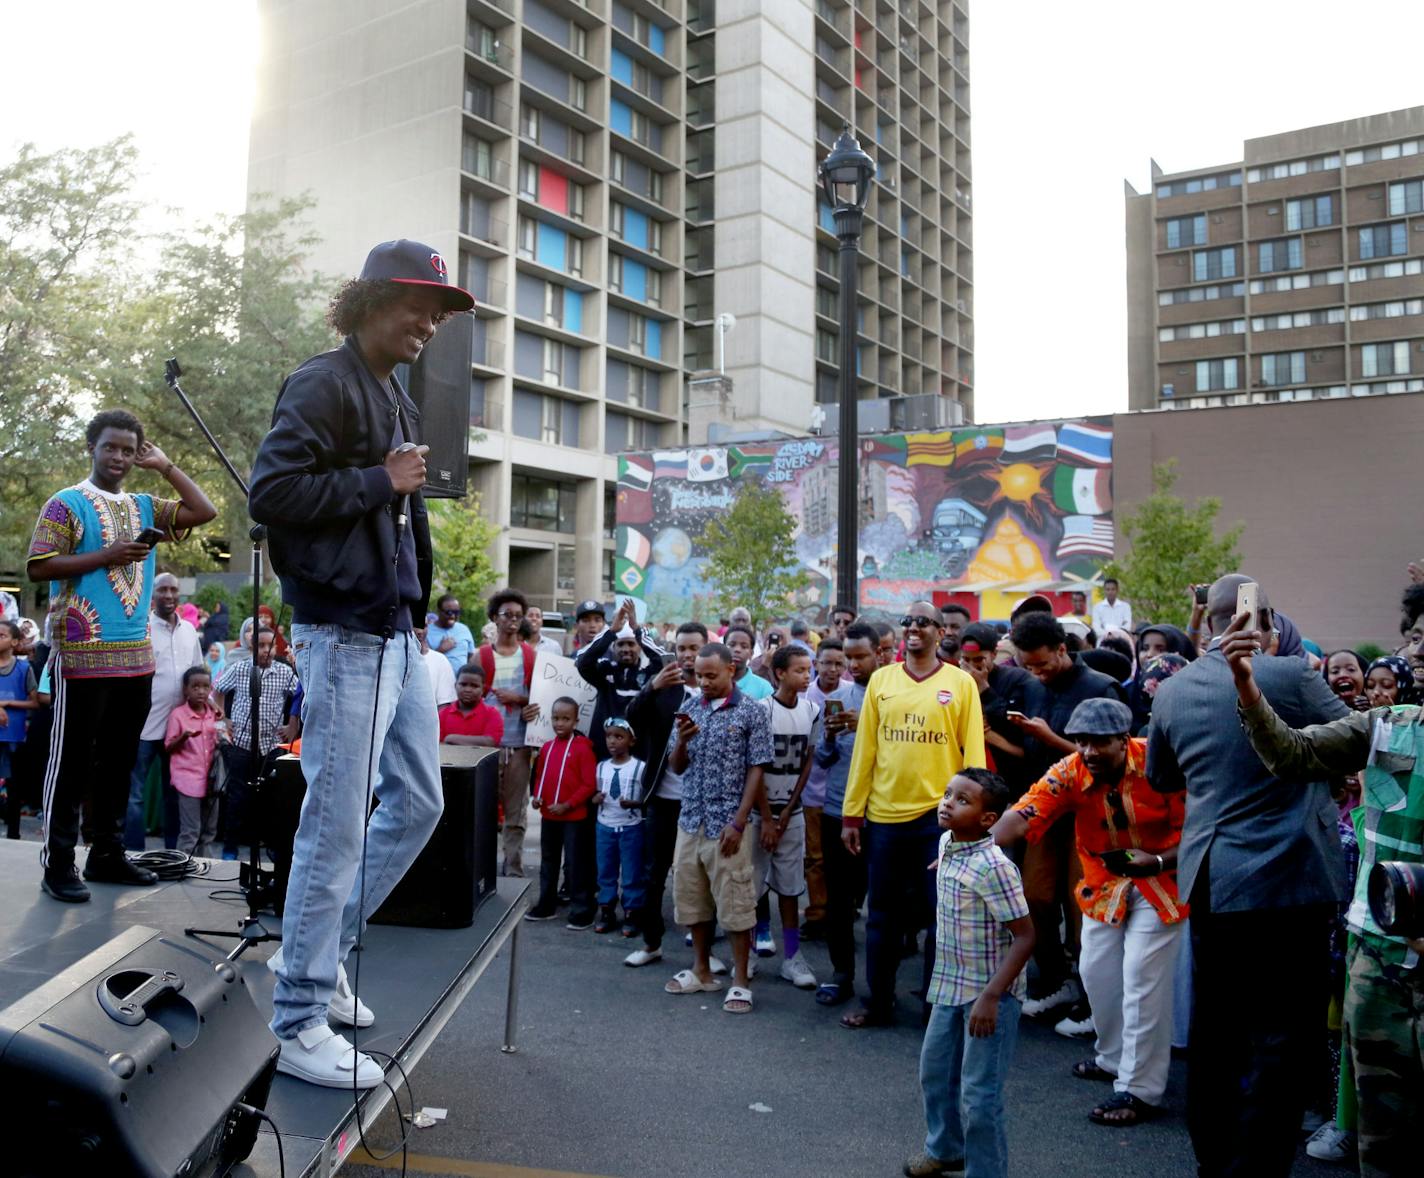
[991,697,1185,1128]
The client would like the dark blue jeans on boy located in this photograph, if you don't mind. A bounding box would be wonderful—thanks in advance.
[540,816,594,921]
[919,993,1020,1178]
[595,821,647,915]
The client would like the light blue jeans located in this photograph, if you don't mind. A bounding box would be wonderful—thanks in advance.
[919,994,1020,1177]
[270,624,443,1040]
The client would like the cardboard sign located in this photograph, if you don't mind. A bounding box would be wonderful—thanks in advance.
[523,652,598,748]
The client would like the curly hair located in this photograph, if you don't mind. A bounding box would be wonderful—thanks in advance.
[86,409,144,449]
[1010,611,1066,654]
[327,278,455,337]
[486,587,527,622]
[1403,582,1424,631]
[952,766,1013,818]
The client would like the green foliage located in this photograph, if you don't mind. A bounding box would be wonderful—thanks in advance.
[427,494,501,615]
[697,482,812,625]
[191,581,234,615]
[1356,642,1387,663]
[1102,461,1243,628]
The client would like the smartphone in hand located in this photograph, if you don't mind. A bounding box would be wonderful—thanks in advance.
[136,526,164,547]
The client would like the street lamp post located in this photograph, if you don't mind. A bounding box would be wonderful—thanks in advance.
[819,127,876,616]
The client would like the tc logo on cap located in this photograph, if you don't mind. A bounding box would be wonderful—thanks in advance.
[429,252,448,276]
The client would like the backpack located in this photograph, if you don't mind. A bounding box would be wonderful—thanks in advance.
[477,642,536,691]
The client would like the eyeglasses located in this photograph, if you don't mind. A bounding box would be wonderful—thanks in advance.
[899,614,940,629]
[441,607,461,616]
[496,610,523,621]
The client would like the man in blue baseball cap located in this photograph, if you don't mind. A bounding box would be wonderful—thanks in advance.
[249,240,473,1090]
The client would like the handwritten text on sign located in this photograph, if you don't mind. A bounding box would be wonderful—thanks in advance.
[523,652,598,748]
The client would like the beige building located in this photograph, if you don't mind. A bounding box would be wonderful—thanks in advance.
[247,0,974,613]
[1126,107,1424,412]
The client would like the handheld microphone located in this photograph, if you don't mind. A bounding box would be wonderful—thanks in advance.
[393,441,419,563]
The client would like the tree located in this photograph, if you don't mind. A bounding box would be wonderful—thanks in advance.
[1102,460,1243,627]
[427,494,501,616]
[697,482,812,624]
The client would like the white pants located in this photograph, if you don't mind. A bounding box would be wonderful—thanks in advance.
[1079,888,1183,1105]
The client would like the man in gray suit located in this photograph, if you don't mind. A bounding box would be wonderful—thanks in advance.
[1147,574,1349,1178]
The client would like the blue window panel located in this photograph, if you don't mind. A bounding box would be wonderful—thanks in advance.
[565,290,583,334]
[610,99,633,137]
[819,203,835,232]
[535,222,567,270]
[623,258,647,301]
[623,206,649,250]
[856,345,866,375]
[610,48,634,86]
[648,24,665,56]
[645,318,661,359]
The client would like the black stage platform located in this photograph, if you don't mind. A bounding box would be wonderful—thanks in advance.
[0,839,531,1177]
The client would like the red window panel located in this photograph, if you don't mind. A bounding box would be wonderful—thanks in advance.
[539,167,568,215]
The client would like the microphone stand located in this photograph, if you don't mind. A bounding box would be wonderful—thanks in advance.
[164,357,282,962]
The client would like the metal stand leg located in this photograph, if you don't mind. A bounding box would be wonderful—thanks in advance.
[501,919,523,1054]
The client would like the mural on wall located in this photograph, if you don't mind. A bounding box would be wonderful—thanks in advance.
[614,418,1114,621]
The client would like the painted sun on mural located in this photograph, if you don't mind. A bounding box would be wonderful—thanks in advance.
[614,418,1114,622]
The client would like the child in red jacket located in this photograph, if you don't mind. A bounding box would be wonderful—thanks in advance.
[525,697,597,928]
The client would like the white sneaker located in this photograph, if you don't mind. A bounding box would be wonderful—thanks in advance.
[267,947,375,1028]
[275,1025,383,1089]
[709,955,729,975]
[780,951,817,989]
[1022,978,1080,1018]
[1054,1012,1095,1038]
[623,947,663,968]
[1305,1123,1356,1162]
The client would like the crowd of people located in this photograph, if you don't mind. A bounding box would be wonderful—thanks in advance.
[4,404,1421,1178]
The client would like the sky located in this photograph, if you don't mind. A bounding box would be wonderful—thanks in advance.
[3,0,1422,425]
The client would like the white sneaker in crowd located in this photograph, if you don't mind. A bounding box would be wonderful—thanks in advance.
[267,946,375,1028]
[623,947,662,967]
[276,1025,383,1089]
[1054,1012,1095,1038]
[1021,978,1080,1018]
[754,926,777,957]
[1305,1123,1357,1162]
[780,952,817,989]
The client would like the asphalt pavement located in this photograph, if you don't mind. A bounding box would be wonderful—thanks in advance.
[339,814,1342,1178]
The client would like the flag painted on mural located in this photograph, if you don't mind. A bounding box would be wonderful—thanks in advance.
[617,455,652,492]
[1051,466,1112,515]
[861,435,908,465]
[1057,422,1112,466]
[905,432,957,467]
[617,525,652,566]
[687,448,729,481]
[953,428,1005,463]
[653,451,687,479]
[616,486,654,525]
[614,557,646,594]
[1056,515,1115,558]
[728,446,773,479]
[1001,424,1057,463]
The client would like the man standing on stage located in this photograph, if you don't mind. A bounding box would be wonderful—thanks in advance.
[27,410,217,903]
[250,239,472,1089]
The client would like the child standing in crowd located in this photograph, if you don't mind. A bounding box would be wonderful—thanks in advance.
[163,666,227,858]
[592,717,648,936]
[907,768,1034,1178]
[752,644,822,989]
[0,621,39,799]
[526,697,597,928]
[439,665,504,747]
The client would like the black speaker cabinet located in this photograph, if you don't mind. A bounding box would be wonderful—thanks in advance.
[0,925,279,1178]
[400,310,473,499]
[372,744,501,928]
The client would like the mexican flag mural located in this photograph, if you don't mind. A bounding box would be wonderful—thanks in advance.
[614,417,1113,622]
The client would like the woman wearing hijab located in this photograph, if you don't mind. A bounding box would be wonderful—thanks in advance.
[1364,654,1414,707]
[1130,651,1189,734]
[206,642,228,681]
[255,604,290,660]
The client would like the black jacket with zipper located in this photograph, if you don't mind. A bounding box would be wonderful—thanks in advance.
[249,337,433,635]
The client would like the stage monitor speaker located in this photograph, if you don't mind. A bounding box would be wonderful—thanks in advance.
[372,744,501,928]
[401,309,473,499]
[0,925,279,1178]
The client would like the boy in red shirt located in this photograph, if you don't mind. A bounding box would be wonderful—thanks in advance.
[525,697,596,928]
[439,665,505,747]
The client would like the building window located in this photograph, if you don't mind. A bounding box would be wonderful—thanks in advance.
[1345,139,1423,166]
[1249,268,1345,294]
[608,253,623,292]
[518,159,539,199]
[568,182,586,221]
[569,130,586,165]
[570,77,587,111]
[646,268,662,308]
[627,364,658,410]
[1192,248,1236,282]
[1165,214,1206,249]
[510,473,578,532]
[542,338,565,385]
[1359,221,1408,260]
[1349,298,1424,321]
[1156,170,1242,198]
[463,134,493,179]
[1258,237,1303,273]
[1284,195,1333,231]
[649,220,663,256]
[1260,351,1306,386]
[1196,357,1240,391]
[1388,180,1424,217]
[1159,318,1246,341]
[543,282,564,327]
[517,215,536,258]
[1246,154,1339,182]
[628,314,647,355]
[1157,281,1244,306]
[1349,258,1424,283]
[1361,340,1410,377]
[1252,308,1345,331]
[520,104,540,139]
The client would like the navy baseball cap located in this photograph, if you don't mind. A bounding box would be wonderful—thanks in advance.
[959,623,1001,654]
[359,239,475,312]
[575,599,606,620]
[1064,697,1134,738]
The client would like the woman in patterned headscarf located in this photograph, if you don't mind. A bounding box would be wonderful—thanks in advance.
[1129,652,1190,735]
[1363,654,1414,707]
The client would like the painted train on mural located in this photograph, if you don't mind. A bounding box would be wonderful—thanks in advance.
[614,417,1113,622]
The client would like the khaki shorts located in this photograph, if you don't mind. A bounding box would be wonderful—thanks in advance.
[672,826,758,932]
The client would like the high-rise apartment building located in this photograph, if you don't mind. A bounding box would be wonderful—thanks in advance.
[1125,106,1424,412]
[247,0,973,613]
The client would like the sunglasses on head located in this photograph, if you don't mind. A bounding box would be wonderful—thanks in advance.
[900,614,939,629]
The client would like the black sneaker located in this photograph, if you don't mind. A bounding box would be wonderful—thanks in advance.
[41,866,91,903]
[799,918,827,941]
[593,906,616,934]
[83,854,158,886]
[524,905,559,921]
[566,913,594,930]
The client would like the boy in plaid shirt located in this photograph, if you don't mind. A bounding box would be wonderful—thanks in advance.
[905,768,1035,1178]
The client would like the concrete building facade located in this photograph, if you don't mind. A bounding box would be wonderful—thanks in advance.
[1125,107,1424,413]
[247,0,974,614]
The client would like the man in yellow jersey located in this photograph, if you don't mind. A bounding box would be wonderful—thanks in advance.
[840,601,986,1029]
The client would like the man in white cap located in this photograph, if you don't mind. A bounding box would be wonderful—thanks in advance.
[576,598,664,761]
